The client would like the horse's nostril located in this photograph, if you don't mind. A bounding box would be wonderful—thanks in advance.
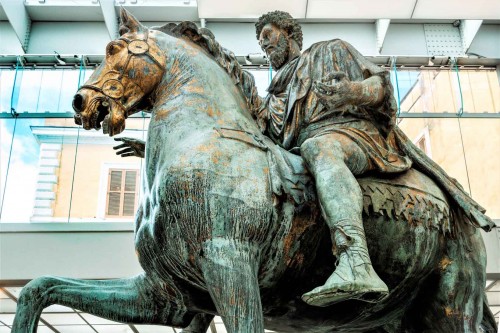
[73,93,84,113]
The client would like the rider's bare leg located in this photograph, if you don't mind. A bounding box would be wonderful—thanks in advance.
[300,133,388,307]
[200,238,263,333]
[12,274,194,333]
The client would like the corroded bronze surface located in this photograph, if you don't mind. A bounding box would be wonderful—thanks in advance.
[12,8,497,333]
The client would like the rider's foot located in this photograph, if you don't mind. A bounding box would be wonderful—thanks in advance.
[301,249,388,307]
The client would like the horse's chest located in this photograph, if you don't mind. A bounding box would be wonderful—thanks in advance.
[134,204,205,284]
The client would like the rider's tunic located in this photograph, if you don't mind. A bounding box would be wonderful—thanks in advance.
[257,39,412,174]
[246,38,495,231]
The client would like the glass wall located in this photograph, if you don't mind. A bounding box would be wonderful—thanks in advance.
[0,66,499,223]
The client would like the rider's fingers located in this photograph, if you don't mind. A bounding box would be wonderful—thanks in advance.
[313,81,335,96]
[323,71,347,82]
[113,137,124,142]
[116,148,134,155]
[113,143,128,150]
[121,152,135,157]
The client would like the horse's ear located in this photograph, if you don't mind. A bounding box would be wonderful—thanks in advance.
[118,7,144,36]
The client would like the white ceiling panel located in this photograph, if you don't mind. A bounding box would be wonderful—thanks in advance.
[120,4,199,21]
[25,5,104,21]
[198,0,307,19]
[412,0,500,19]
[306,0,417,19]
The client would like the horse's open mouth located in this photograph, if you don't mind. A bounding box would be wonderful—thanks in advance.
[94,101,110,131]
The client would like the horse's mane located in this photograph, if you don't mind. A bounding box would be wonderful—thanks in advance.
[152,22,261,112]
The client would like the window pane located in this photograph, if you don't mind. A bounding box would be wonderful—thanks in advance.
[37,70,63,113]
[124,171,136,192]
[398,69,460,114]
[396,68,500,115]
[0,70,16,113]
[109,170,122,191]
[16,70,43,112]
[122,193,136,216]
[0,119,43,222]
[58,70,80,113]
[107,192,120,216]
[459,69,500,113]
[398,117,470,192]
[395,70,420,106]
[458,118,500,219]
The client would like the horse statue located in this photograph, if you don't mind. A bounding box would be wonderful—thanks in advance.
[12,9,498,333]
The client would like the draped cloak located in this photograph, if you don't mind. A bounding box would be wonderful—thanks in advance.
[247,39,495,231]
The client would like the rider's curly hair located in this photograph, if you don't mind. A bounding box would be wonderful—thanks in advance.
[255,11,303,50]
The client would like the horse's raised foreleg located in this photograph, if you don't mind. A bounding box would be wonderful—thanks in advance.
[12,274,193,333]
[181,313,215,333]
[200,238,263,333]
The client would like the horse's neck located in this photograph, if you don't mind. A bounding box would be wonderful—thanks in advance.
[150,39,256,131]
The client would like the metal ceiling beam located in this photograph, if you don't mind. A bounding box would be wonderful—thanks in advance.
[486,280,498,291]
[100,0,119,40]
[376,19,390,54]
[459,19,483,53]
[0,0,32,53]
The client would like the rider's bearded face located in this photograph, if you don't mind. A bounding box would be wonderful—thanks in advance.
[259,24,290,70]
[269,34,289,70]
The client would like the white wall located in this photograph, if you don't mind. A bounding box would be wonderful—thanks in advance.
[0,223,142,282]
[28,22,111,54]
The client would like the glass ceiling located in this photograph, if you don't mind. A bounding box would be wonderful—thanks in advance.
[1,284,499,332]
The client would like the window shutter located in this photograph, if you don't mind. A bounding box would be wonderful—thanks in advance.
[123,193,136,216]
[107,192,121,216]
[107,170,122,216]
[109,170,122,191]
[106,169,138,217]
[124,171,136,192]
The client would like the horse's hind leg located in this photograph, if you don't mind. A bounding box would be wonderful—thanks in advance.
[12,274,194,333]
[181,313,215,333]
[200,238,263,333]
[403,227,487,333]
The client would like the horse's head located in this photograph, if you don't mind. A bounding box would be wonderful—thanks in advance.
[73,8,166,136]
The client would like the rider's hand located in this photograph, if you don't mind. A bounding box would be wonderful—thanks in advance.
[313,71,357,110]
[113,137,146,158]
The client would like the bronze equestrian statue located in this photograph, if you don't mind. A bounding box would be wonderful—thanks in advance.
[12,8,498,333]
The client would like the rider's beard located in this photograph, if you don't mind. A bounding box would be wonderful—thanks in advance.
[268,34,289,70]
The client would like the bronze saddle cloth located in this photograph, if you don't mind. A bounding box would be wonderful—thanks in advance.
[215,127,451,234]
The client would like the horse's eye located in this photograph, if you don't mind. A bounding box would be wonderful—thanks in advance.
[106,43,121,57]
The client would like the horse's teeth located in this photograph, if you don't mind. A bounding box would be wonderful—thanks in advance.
[102,114,110,134]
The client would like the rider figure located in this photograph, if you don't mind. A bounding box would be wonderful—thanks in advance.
[253,11,412,307]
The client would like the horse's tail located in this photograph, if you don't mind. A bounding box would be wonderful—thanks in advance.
[481,298,498,333]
